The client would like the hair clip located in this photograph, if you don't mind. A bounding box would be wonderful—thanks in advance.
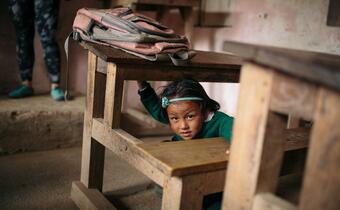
[161,97,203,108]
[162,97,170,108]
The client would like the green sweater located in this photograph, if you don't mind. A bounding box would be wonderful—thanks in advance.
[138,85,234,142]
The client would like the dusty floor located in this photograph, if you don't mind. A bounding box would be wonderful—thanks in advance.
[0,146,162,210]
[0,95,162,210]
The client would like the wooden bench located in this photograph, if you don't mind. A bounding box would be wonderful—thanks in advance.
[70,41,242,210]
[222,41,340,210]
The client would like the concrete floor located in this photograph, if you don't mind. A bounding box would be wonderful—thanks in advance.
[0,95,162,210]
[0,146,162,210]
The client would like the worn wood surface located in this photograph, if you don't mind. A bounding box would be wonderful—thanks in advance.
[287,115,300,129]
[162,170,225,210]
[80,52,106,191]
[223,41,340,91]
[80,41,243,70]
[71,181,116,210]
[97,63,240,83]
[256,112,287,193]
[103,63,124,128]
[91,118,165,186]
[162,176,203,210]
[252,193,297,210]
[223,63,275,210]
[136,138,229,176]
[284,128,309,151]
[270,72,316,121]
[299,88,340,210]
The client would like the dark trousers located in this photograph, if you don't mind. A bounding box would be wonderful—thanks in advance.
[8,0,60,83]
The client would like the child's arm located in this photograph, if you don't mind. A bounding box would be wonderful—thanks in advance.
[219,113,234,142]
[137,81,169,124]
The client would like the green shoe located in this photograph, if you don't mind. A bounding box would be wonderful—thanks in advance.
[51,87,65,101]
[8,85,34,98]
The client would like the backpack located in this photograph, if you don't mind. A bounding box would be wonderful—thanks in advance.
[64,7,194,100]
[69,7,192,64]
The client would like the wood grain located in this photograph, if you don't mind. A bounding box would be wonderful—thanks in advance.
[80,52,106,191]
[252,193,297,210]
[223,41,340,91]
[71,181,116,210]
[223,63,275,210]
[299,87,340,210]
[136,138,229,176]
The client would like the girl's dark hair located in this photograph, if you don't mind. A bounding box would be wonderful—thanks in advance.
[159,78,220,112]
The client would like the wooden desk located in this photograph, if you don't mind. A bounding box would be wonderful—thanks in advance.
[70,41,242,210]
[222,41,340,210]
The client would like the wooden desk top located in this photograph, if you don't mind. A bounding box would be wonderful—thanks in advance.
[136,138,229,176]
[223,41,340,91]
[80,41,242,70]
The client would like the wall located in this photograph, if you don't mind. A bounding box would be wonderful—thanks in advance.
[192,0,340,116]
[1,0,339,116]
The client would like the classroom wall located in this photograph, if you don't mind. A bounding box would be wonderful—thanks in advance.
[1,0,339,116]
[192,0,340,116]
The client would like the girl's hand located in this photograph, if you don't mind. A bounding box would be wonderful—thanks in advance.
[137,81,150,91]
[225,149,230,155]
[137,81,146,89]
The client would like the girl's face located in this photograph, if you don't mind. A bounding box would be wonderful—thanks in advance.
[166,101,205,140]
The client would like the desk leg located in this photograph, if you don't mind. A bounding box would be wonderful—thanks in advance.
[162,176,203,210]
[103,63,124,128]
[162,170,226,210]
[299,87,340,210]
[222,64,286,210]
[80,52,106,190]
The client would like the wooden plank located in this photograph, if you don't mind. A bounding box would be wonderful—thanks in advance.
[223,63,275,210]
[270,72,316,121]
[81,41,243,70]
[81,51,106,190]
[136,138,229,176]
[287,115,300,129]
[299,87,340,210]
[162,175,204,210]
[223,41,340,92]
[91,118,165,186]
[103,63,124,128]
[284,128,309,151]
[256,112,287,193]
[98,64,240,83]
[162,169,225,210]
[71,181,116,210]
[252,193,297,210]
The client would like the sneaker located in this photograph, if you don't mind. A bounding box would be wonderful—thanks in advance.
[51,87,65,101]
[8,85,34,98]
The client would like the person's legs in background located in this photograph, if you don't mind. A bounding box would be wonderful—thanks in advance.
[35,0,64,101]
[7,0,35,98]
